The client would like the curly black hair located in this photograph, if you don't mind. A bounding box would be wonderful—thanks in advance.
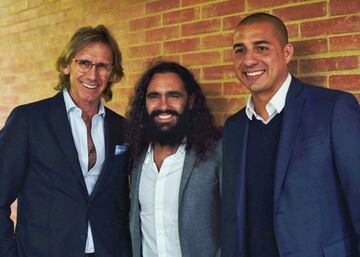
[125,61,222,165]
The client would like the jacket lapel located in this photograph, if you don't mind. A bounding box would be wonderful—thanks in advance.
[231,113,249,253]
[179,148,197,204]
[274,78,305,203]
[50,93,87,193]
[89,113,112,199]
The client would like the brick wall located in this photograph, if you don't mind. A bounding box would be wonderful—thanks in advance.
[1,0,360,220]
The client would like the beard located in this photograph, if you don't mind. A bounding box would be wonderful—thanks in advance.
[144,107,192,147]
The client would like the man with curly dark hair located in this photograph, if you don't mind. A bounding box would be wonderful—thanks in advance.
[126,61,221,257]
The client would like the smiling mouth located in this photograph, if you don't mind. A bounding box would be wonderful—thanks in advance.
[245,70,265,77]
[82,82,98,89]
[156,113,173,120]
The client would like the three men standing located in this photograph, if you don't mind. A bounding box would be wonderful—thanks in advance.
[126,61,221,257]
[222,13,360,257]
[0,25,131,257]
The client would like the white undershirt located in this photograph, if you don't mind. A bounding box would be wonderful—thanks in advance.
[246,73,292,124]
[63,90,105,253]
[139,143,186,257]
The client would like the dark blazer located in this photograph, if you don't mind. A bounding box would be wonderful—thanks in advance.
[0,93,131,257]
[130,141,221,257]
[221,77,360,257]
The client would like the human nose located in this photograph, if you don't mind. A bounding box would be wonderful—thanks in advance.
[243,50,258,67]
[86,64,98,80]
[158,96,170,110]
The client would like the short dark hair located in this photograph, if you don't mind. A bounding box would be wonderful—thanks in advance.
[55,25,124,101]
[125,61,221,164]
[237,12,288,45]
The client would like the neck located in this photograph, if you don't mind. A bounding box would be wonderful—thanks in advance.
[152,143,180,171]
[68,92,99,118]
[252,95,270,120]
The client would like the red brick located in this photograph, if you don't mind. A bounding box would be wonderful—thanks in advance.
[203,65,235,80]
[129,15,161,31]
[182,0,217,7]
[157,55,181,63]
[2,95,19,105]
[202,33,233,49]
[288,60,298,75]
[164,38,200,54]
[182,19,221,36]
[202,0,244,18]
[127,73,143,85]
[146,0,179,13]
[183,51,221,66]
[208,97,246,113]
[145,26,180,42]
[223,14,245,31]
[163,7,199,25]
[298,76,327,87]
[224,82,248,95]
[190,68,201,80]
[113,87,134,98]
[330,34,360,51]
[128,31,145,45]
[330,0,360,15]
[248,0,297,9]
[292,39,328,56]
[287,24,299,39]
[202,83,222,96]
[115,3,145,19]
[223,49,233,62]
[129,43,161,58]
[273,2,326,21]
[300,56,358,73]
[329,75,360,91]
[301,15,360,37]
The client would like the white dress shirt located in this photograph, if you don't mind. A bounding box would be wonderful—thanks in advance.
[246,73,292,124]
[63,90,105,253]
[139,143,186,257]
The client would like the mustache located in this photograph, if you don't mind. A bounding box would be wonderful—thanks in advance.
[150,109,180,118]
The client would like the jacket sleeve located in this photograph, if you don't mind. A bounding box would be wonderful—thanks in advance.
[331,93,360,254]
[0,107,29,257]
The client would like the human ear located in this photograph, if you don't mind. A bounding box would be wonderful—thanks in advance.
[284,43,294,64]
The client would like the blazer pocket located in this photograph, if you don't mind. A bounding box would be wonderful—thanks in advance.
[323,236,357,257]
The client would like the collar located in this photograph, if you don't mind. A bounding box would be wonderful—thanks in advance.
[63,89,105,117]
[246,73,291,123]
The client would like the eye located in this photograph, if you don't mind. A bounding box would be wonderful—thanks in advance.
[256,46,268,52]
[168,92,182,98]
[146,92,159,100]
[78,59,92,68]
[234,47,246,55]
[96,63,108,70]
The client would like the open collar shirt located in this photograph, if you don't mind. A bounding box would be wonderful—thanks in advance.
[246,73,292,124]
[139,143,186,257]
[63,90,105,253]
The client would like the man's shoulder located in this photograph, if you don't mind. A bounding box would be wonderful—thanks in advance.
[11,93,61,115]
[294,76,351,101]
[224,107,247,129]
[105,107,126,122]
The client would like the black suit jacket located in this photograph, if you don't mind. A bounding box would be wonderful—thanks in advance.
[222,77,360,257]
[0,93,131,257]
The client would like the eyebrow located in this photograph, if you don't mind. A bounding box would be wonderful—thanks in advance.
[233,40,272,49]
